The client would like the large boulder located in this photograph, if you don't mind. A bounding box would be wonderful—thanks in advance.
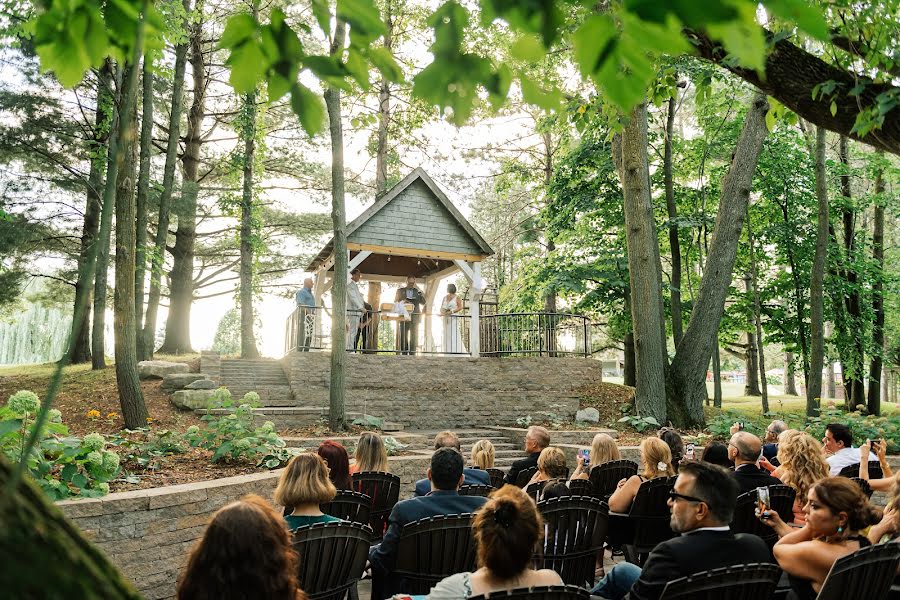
[575,407,600,423]
[161,373,209,393]
[138,360,190,380]
[170,389,216,411]
[185,379,216,390]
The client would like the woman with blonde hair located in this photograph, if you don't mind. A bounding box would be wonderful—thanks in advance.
[349,431,389,474]
[608,437,674,513]
[771,431,830,525]
[528,447,568,485]
[275,453,341,530]
[470,440,495,470]
[427,486,562,599]
[572,433,621,480]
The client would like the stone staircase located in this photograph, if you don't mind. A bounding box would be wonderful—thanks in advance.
[452,430,527,470]
[219,358,295,406]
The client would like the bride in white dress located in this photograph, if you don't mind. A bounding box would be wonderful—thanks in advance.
[441,284,467,354]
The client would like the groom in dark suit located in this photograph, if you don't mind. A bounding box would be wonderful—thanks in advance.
[592,461,772,600]
[369,447,488,598]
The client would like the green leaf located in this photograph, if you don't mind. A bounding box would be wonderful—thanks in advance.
[345,47,370,89]
[265,458,281,468]
[762,0,829,41]
[830,100,837,117]
[267,72,291,101]
[310,0,332,37]
[60,463,77,482]
[227,41,267,94]
[337,0,387,42]
[368,46,403,83]
[290,83,326,136]
[220,14,258,49]
[765,107,777,131]
[520,75,562,111]
[510,34,545,63]
[72,472,88,489]
[573,15,617,79]
[0,418,23,438]
[705,2,766,72]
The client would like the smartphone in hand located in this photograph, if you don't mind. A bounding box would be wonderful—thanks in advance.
[578,448,590,468]
[685,443,695,461]
[758,487,771,518]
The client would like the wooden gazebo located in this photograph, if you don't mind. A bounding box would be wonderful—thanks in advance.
[306,168,494,356]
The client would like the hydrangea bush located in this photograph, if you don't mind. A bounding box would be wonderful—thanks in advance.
[0,390,121,500]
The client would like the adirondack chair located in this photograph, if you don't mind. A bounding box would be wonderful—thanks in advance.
[292,521,373,600]
[393,514,478,595]
[469,585,590,600]
[320,490,372,525]
[730,485,796,547]
[351,471,400,542]
[588,460,639,499]
[534,496,609,587]
[658,563,782,600]
[459,484,494,498]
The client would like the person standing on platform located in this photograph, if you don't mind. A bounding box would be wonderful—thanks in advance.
[295,277,315,351]
[346,269,365,351]
[396,275,425,355]
[355,301,373,352]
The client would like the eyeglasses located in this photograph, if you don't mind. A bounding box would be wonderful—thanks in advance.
[668,490,707,504]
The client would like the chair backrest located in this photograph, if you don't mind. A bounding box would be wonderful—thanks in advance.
[567,479,593,497]
[589,460,639,498]
[292,521,373,600]
[393,513,478,594]
[469,585,590,600]
[525,480,548,501]
[730,485,796,546]
[459,484,494,498]
[627,476,677,557]
[850,477,874,499]
[535,496,609,587]
[659,563,782,600]
[515,466,539,488]
[839,462,882,480]
[351,471,401,541]
[816,541,900,600]
[486,468,506,489]
[320,490,372,525]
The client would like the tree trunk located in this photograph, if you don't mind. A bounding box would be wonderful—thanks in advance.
[839,135,866,408]
[624,330,636,387]
[374,0,392,197]
[747,225,769,412]
[825,321,836,399]
[141,2,190,359]
[664,95,683,348]
[325,19,348,431]
[785,352,799,395]
[744,314,761,396]
[69,64,113,364]
[614,101,667,424]
[712,343,723,408]
[367,282,381,351]
[669,92,770,427]
[867,155,885,415]
[805,126,828,413]
[134,53,153,356]
[239,84,260,359]
[159,11,205,355]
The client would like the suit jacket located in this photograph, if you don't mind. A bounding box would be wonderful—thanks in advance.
[413,468,490,497]
[504,452,540,484]
[369,490,488,581]
[626,529,772,600]
[731,463,782,495]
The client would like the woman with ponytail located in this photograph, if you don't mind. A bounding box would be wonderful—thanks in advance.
[427,486,561,599]
[608,437,675,513]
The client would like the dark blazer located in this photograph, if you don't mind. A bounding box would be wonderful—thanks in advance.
[731,463,782,495]
[413,468,491,497]
[626,529,772,600]
[369,490,488,597]
[762,442,778,460]
[504,452,540,484]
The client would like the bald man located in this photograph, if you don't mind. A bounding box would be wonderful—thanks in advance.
[727,431,781,495]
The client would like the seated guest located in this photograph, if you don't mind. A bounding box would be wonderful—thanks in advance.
[768,431,830,526]
[592,461,770,600]
[414,431,490,496]
[728,431,781,494]
[541,480,572,500]
[868,473,899,545]
[823,422,878,475]
[572,432,621,480]
[608,437,674,513]
[470,439,495,470]
[528,447,568,485]
[504,425,550,485]
[350,431,389,475]
[658,427,684,471]
[859,438,894,490]
[276,453,341,529]
[427,485,562,599]
[762,419,788,462]
[318,440,351,490]
[370,448,488,598]
[759,477,880,599]
[177,494,306,600]
[700,441,733,469]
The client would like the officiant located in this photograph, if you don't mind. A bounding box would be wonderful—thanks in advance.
[395,275,425,355]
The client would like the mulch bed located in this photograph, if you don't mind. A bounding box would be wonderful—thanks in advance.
[110,447,267,492]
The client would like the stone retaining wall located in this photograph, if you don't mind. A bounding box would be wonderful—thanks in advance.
[57,453,431,600]
[283,352,604,427]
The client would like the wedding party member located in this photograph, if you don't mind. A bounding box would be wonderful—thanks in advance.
[295,277,315,351]
[346,269,366,351]
[440,284,466,354]
[395,275,425,355]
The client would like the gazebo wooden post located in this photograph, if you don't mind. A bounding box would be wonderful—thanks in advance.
[313,266,326,344]
[470,261,482,357]
[424,279,438,353]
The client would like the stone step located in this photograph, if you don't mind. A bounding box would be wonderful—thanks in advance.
[220,371,288,378]
[220,375,290,382]
[457,436,514,445]
[191,407,405,433]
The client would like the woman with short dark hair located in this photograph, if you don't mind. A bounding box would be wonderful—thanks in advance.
[427,486,561,598]
[177,495,306,600]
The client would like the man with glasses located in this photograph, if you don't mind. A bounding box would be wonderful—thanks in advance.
[762,419,787,462]
[591,461,771,600]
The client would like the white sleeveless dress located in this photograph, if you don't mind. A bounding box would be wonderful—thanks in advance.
[441,296,466,354]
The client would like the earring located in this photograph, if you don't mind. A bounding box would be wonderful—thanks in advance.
[837,526,844,534]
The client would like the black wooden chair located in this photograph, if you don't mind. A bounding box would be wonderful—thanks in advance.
[588,460,639,499]
[469,585,590,600]
[730,485,796,548]
[617,476,676,565]
[534,496,609,587]
[515,466,539,488]
[393,513,478,594]
[320,490,372,525]
[525,480,549,501]
[567,479,592,497]
[815,541,900,600]
[658,563,782,600]
[839,461,883,480]
[351,471,400,542]
[292,521,373,600]
[486,468,506,489]
[459,484,494,497]
[850,477,874,499]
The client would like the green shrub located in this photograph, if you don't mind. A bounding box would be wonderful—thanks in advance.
[108,427,187,471]
[0,390,120,500]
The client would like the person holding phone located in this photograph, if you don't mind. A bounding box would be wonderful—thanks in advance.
[571,433,620,480]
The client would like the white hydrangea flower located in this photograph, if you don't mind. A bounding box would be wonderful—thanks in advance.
[186,425,200,435]
[48,409,63,423]
[8,390,40,416]
[102,451,120,473]
[86,451,103,466]
[82,432,105,451]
